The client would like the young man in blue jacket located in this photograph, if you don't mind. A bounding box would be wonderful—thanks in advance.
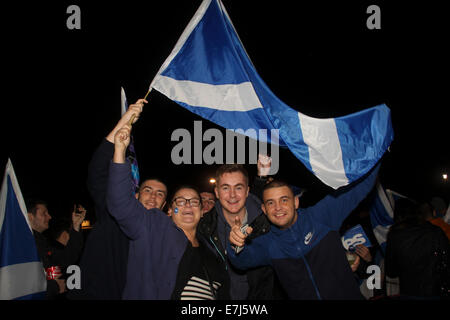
[228,164,380,299]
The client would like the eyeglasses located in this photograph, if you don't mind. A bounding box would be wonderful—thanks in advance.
[172,197,201,207]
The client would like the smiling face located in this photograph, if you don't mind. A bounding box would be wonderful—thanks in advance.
[167,188,202,231]
[214,171,249,217]
[262,185,299,230]
[136,179,167,210]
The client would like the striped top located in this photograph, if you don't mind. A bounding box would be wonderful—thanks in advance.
[180,276,222,300]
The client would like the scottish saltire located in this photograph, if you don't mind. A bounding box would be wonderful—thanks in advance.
[149,0,393,189]
[0,159,46,299]
[121,87,140,192]
[369,182,407,253]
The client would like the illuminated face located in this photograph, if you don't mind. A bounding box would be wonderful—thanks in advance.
[215,172,249,216]
[200,192,215,214]
[262,186,299,230]
[136,179,167,210]
[28,204,51,233]
[168,188,202,230]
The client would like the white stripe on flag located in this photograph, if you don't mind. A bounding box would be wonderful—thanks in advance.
[0,262,47,300]
[298,113,348,188]
[377,183,394,218]
[0,159,31,233]
[153,75,263,111]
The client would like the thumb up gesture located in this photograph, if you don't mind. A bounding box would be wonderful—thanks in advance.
[229,216,253,248]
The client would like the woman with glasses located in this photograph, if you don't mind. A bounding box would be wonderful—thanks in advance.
[106,123,229,300]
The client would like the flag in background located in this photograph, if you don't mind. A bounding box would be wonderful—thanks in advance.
[121,87,140,192]
[149,0,393,189]
[0,159,46,300]
[369,181,408,254]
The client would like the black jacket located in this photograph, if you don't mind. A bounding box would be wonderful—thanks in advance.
[198,193,286,300]
[385,220,450,297]
[67,139,129,300]
[33,229,83,299]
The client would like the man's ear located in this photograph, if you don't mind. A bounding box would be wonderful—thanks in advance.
[214,187,219,199]
[261,203,267,216]
[135,193,139,200]
[295,196,299,210]
[167,207,173,217]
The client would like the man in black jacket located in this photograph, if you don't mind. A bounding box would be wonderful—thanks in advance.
[385,200,450,298]
[198,164,284,299]
[68,99,168,299]
[27,199,84,299]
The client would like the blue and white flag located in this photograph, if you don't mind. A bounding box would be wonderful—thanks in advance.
[149,0,393,189]
[121,87,140,192]
[0,159,46,299]
[341,224,372,251]
[369,182,407,253]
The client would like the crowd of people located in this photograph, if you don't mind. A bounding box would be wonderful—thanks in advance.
[26,99,450,300]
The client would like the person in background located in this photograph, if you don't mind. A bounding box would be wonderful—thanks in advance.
[385,200,450,298]
[428,197,450,240]
[27,199,84,299]
[200,191,216,216]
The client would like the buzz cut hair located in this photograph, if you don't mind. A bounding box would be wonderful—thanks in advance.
[262,180,294,199]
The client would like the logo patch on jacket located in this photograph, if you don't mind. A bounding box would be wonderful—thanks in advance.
[304,232,313,245]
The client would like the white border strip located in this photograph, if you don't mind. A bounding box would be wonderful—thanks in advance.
[0,262,47,300]
[0,159,31,233]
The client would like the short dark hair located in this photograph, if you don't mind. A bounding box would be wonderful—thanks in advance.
[215,164,249,186]
[25,199,47,216]
[262,180,294,199]
[139,177,167,190]
[137,177,168,199]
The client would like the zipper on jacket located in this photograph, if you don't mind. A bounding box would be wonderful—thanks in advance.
[209,236,228,271]
[291,228,322,300]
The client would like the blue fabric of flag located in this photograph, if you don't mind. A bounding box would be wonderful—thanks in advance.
[121,87,140,192]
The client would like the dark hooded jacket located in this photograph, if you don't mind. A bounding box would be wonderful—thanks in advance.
[198,192,286,299]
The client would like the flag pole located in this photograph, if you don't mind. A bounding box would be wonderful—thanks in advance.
[128,87,153,126]
[143,87,152,100]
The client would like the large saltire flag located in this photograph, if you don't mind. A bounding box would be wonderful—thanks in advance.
[0,159,46,299]
[121,87,140,192]
[369,182,408,254]
[149,0,393,189]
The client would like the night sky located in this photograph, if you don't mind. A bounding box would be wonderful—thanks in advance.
[2,1,449,223]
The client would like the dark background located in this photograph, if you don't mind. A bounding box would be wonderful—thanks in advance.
[1,0,449,223]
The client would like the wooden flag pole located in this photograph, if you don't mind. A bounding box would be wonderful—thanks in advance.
[128,87,153,126]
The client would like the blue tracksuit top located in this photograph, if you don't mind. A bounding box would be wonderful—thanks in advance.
[227,164,380,299]
[106,161,188,299]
